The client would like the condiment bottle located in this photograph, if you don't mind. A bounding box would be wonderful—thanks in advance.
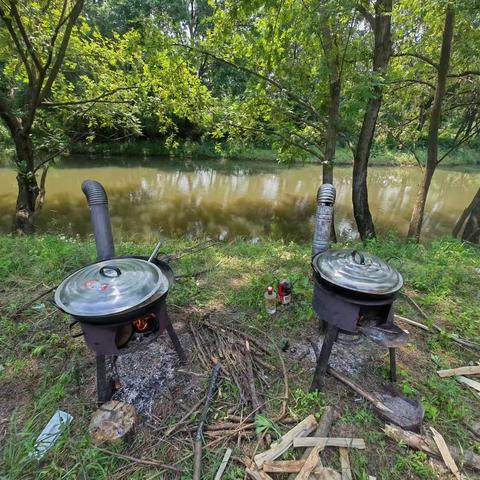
[264,286,276,314]
[278,278,292,305]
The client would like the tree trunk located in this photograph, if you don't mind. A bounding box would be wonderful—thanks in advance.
[462,188,480,244]
[352,0,392,241]
[408,6,455,241]
[452,188,480,237]
[13,132,38,234]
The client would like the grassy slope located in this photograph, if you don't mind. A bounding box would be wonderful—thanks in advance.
[0,235,479,479]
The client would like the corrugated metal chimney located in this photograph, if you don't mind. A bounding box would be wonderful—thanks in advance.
[312,183,336,256]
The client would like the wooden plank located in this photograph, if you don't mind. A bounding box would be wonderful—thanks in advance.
[246,468,274,480]
[254,414,317,467]
[288,406,339,480]
[457,375,480,393]
[394,314,430,331]
[214,448,232,480]
[384,423,480,472]
[293,438,366,449]
[263,460,305,473]
[295,444,323,480]
[314,467,342,480]
[339,448,352,480]
[437,365,480,378]
[430,427,462,480]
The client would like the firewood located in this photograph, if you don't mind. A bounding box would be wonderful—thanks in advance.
[314,468,342,480]
[295,444,323,480]
[253,415,318,467]
[214,448,233,480]
[384,424,480,472]
[89,401,137,445]
[437,366,480,377]
[244,458,275,480]
[456,375,480,395]
[394,314,430,331]
[339,448,352,480]
[288,406,339,480]
[430,427,462,480]
[293,438,366,449]
[263,460,306,473]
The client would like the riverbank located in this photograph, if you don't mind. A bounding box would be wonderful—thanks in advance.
[1,235,479,479]
[70,140,480,167]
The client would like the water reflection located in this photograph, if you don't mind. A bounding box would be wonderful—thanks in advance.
[0,157,478,241]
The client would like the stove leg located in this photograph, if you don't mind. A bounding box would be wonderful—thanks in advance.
[310,324,338,392]
[389,348,397,382]
[96,355,114,404]
[166,317,187,365]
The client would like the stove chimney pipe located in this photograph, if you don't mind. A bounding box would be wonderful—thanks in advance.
[312,183,336,256]
[82,180,115,261]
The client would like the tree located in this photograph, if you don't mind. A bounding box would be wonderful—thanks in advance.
[453,188,480,244]
[0,1,214,233]
[384,0,480,241]
[351,0,393,240]
[0,0,84,233]
[198,0,359,186]
[407,5,455,240]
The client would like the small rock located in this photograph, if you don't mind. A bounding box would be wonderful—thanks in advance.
[89,400,137,445]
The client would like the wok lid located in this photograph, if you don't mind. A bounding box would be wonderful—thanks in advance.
[312,249,403,295]
[55,258,169,318]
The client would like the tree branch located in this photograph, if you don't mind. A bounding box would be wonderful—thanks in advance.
[0,4,35,84]
[175,43,321,120]
[448,70,480,78]
[393,52,438,69]
[39,0,84,104]
[9,1,43,71]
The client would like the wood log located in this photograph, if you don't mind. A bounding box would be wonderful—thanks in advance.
[293,438,366,449]
[295,445,323,480]
[437,366,480,378]
[288,406,339,480]
[384,424,480,472]
[263,460,306,473]
[254,415,317,467]
[339,448,352,480]
[457,376,480,396]
[314,468,342,480]
[430,427,462,480]
[89,401,137,445]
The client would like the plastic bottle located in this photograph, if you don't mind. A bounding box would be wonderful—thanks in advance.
[278,278,292,305]
[264,286,276,314]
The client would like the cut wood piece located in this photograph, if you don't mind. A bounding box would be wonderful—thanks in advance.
[394,314,430,331]
[214,448,232,480]
[89,401,137,445]
[288,406,339,480]
[293,438,366,449]
[437,366,480,378]
[384,424,480,472]
[314,467,342,480]
[254,414,317,468]
[295,444,323,480]
[457,375,480,394]
[263,460,306,473]
[339,448,352,480]
[430,427,462,480]
[246,467,274,480]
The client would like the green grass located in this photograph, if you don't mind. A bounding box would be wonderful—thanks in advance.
[0,234,479,478]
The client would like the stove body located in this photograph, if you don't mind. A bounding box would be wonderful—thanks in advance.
[71,180,186,403]
[312,279,396,334]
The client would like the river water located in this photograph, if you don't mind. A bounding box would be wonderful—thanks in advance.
[0,157,478,241]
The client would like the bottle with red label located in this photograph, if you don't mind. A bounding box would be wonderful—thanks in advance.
[277,277,292,305]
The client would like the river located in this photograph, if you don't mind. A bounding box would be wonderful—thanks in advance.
[0,157,478,241]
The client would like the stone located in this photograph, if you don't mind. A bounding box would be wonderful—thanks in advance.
[89,400,137,445]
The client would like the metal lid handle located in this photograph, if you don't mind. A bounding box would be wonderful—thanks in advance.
[99,265,122,278]
[351,250,366,265]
